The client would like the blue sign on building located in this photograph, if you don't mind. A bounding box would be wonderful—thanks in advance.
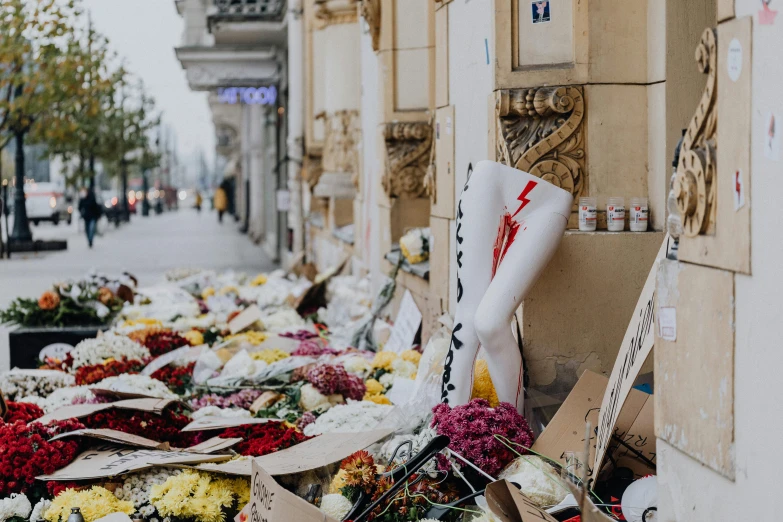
[217,86,278,106]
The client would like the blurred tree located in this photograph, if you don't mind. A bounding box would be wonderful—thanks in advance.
[0,0,83,241]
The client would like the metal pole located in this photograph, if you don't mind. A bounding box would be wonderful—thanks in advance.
[9,128,32,243]
[2,181,10,259]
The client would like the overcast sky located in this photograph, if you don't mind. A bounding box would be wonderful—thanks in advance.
[81,0,214,174]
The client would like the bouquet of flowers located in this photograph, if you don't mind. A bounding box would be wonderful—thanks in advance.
[0,420,84,496]
[17,386,94,414]
[140,331,191,357]
[303,400,393,436]
[399,227,431,264]
[0,370,75,401]
[79,407,198,448]
[74,359,147,386]
[0,493,32,522]
[91,374,177,399]
[189,389,263,411]
[0,275,130,328]
[3,401,45,424]
[44,487,134,522]
[149,470,249,522]
[306,364,366,401]
[431,399,534,476]
[219,422,309,457]
[69,335,150,371]
[113,468,183,519]
[150,362,196,395]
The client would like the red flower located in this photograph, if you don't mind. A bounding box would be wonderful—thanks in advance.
[74,358,147,385]
[3,401,44,423]
[0,420,84,496]
[219,422,309,456]
[142,331,191,357]
[150,362,196,395]
[81,406,201,447]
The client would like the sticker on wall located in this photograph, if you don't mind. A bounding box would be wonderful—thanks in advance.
[531,1,550,24]
[658,307,677,342]
[727,38,743,82]
[764,112,781,161]
[733,169,746,211]
[446,116,452,135]
[759,0,778,25]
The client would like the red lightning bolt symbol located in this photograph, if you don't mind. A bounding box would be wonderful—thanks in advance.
[512,180,538,218]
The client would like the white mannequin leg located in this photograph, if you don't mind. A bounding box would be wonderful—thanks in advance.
[474,211,568,412]
[441,160,572,413]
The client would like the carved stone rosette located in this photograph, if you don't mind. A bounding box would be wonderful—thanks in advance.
[322,110,361,182]
[360,0,381,52]
[674,28,718,237]
[496,86,587,203]
[383,122,433,199]
[313,0,359,29]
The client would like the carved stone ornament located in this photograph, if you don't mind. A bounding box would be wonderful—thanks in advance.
[322,110,361,183]
[674,28,718,237]
[313,0,359,29]
[496,86,587,202]
[360,0,381,52]
[383,122,433,199]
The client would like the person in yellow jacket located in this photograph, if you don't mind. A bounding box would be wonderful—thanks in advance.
[214,187,228,223]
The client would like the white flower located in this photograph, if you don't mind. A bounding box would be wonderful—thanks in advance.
[0,370,75,401]
[0,493,32,522]
[379,373,395,387]
[399,228,429,259]
[30,499,50,522]
[343,356,372,376]
[92,374,177,399]
[70,334,150,371]
[390,359,417,379]
[191,406,251,420]
[304,400,393,436]
[259,308,306,333]
[298,383,343,412]
[28,385,93,414]
[319,494,352,520]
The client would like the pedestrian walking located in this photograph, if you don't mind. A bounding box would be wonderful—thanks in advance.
[78,188,102,248]
[214,186,228,223]
[195,190,203,213]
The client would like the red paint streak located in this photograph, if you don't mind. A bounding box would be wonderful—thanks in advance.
[492,212,520,278]
[511,180,538,218]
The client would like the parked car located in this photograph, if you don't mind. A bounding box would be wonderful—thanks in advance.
[25,182,72,226]
[100,190,122,226]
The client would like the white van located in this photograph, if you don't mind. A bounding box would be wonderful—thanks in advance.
[25,182,73,225]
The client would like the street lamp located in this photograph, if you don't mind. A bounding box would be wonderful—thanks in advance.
[2,179,10,258]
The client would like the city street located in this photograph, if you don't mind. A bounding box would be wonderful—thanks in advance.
[0,209,276,369]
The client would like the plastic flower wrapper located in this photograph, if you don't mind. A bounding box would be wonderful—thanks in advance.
[45,487,134,522]
[303,400,394,436]
[149,470,249,522]
[0,493,32,522]
[377,427,439,477]
[92,374,178,399]
[69,334,150,371]
[498,456,569,508]
[259,308,307,333]
[191,406,252,421]
[0,370,76,401]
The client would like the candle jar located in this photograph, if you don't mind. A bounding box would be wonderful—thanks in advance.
[607,197,626,232]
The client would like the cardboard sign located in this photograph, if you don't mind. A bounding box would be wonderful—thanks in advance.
[181,416,270,432]
[593,236,667,474]
[228,305,264,335]
[185,436,243,454]
[197,458,253,477]
[384,290,422,354]
[141,345,205,376]
[533,371,655,479]
[249,459,337,522]
[36,398,179,424]
[253,429,393,476]
[49,429,170,450]
[486,480,558,522]
[38,445,231,480]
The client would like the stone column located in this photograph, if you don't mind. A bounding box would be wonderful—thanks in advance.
[287,0,306,262]
[246,103,266,241]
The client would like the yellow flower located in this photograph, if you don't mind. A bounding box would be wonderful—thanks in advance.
[372,351,398,371]
[150,470,250,522]
[250,274,268,286]
[202,287,216,300]
[183,329,205,346]
[400,349,422,366]
[329,469,348,494]
[250,348,290,364]
[364,378,384,395]
[121,317,161,328]
[364,393,392,405]
[471,359,499,407]
[227,331,268,346]
[219,285,239,296]
[45,487,134,522]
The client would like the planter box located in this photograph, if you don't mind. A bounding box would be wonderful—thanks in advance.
[9,325,103,369]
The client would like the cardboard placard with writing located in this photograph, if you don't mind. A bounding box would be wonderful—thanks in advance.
[593,236,668,474]
[532,370,655,479]
[187,436,243,454]
[181,416,271,432]
[228,305,264,335]
[383,290,423,354]
[49,429,170,450]
[36,398,179,424]
[485,480,558,522]
[196,458,253,477]
[249,459,337,522]
[253,429,394,476]
[38,445,231,481]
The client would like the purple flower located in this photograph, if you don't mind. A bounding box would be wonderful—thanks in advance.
[281,330,320,341]
[306,364,366,400]
[189,389,263,410]
[292,340,339,357]
[297,411,317,430]
[431,399,534,476]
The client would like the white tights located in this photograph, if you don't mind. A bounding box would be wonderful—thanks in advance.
[441,161,572,414]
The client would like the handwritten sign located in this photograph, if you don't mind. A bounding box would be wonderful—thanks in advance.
[249,459,337,522]
[384,290,422,353]
[593,236,667,474]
